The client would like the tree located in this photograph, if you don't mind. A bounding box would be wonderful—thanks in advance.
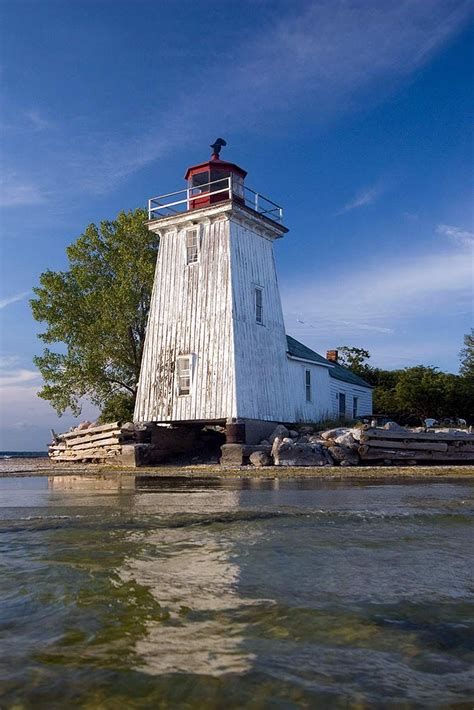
[31,209,159,420]
[394,366,449,421]
[459,329,474,379]
[337,346,372,378]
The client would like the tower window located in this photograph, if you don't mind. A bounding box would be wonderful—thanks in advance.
[305,369,311,402]
[177,355,193,396]
[186,228,200,264]
[255,287,263,324]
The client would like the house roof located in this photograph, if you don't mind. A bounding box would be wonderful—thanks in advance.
[286,335,373,389]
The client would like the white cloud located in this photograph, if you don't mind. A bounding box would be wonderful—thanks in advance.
[25,109,54,132]
[0,176,46,207]
[4,0,471,198]
[437,224,474,247]
[338,183,384,214]
[0,291,30,309]
[0,369,39,387]
[281,243,472,342]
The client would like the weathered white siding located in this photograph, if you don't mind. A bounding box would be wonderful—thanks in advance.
[229,216,293,421]
[134,211,237,422]
[134,199,372,426]
[286,359,333,422]
[329,378,373,420]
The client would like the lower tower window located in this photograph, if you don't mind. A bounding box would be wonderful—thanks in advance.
[177,355,193,395]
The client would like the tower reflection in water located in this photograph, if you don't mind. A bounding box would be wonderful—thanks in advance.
[121,479,261,676]
[49,475,276,676]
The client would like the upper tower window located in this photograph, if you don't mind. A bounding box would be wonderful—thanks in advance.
[186,227,200,264]
[255,287,263,324]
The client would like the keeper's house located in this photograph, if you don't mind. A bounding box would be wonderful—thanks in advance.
[134,142,373,442]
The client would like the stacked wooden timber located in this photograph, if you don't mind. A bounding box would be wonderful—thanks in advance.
[358,428,474,464]
[48,422,137,463]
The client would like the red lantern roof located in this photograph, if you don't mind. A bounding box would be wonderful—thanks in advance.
[184,154,247,181]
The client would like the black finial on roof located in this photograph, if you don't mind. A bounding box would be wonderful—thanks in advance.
[210,138,227,158]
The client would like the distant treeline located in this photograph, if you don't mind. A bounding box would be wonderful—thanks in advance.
[338,337,474,424]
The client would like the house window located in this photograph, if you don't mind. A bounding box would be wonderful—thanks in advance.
[305,369,311,402]
[353,396,358,419]
[186,228,199,264]
[177,356,192,396]
[255,287,263,324]
[339,392,346,418]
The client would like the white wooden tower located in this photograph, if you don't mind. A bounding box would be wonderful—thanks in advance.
[134,141,294,435]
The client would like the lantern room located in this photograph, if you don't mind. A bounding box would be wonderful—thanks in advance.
[184,140,247,210]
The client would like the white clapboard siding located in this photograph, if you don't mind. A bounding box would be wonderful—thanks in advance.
[286,360,333,423]
[134,198,372,425]
[229,217,293,421]
[329,377,373,420]
[134,211,236,422]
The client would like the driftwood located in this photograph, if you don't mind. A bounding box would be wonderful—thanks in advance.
[60,422,122,440]
[362,439,448,452]
[358,445,474,461]
[360,428,474,443]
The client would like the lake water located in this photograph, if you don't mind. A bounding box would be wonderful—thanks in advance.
[0,475,473,708]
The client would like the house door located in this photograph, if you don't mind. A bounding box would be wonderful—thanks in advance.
[339,393,346,418]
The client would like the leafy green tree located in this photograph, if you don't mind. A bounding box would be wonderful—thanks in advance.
[459,329,474,379]
[394,366,449,421]
[31,209,159,420]
[337,346,372,378]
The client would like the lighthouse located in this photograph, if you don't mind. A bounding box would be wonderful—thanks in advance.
[134,141,372,444]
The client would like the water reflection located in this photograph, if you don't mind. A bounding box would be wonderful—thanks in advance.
[121,486,260,676]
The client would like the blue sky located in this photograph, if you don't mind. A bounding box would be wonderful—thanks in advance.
[1,0,473,450]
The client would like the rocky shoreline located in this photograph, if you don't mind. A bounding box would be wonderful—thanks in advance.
[1,456,474,480]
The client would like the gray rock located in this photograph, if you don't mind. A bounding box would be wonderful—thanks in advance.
[289,430,299,438]
[269,424,290,443]
[328,445,359,465]
[274,442,327,467]
[320,427,350,440]
[383,421,408,432]
[282,437,293,444]
[309,435,325,444]
[335,432,359,450]
[322,447,335,465]
[260,439,270,446]
[250,451,272,467]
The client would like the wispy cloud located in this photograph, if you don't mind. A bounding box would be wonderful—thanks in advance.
[281,237,472,344]
[0,368,39,387]
[0,291,30,309]
[25,109,54,132]
[0,175,46,207]
[437,224,474,247]
[3,0,471,200]
[338,183,384,214]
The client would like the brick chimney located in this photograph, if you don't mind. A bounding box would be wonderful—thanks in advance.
[326,349,338,363]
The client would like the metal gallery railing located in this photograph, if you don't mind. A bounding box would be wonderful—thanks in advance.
[148,176,283,223]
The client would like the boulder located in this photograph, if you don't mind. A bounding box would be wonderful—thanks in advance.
[282,437,293,444]
[320,427,350,440]
[309,435,325,444]
[273,442,327,467]
[260,439,270,446]
[328,445,359,465]
[269,424,290,443]
[335,432,359,450]
[383,421,408,432]
[289,430,299,438]
[250,451,272,467]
